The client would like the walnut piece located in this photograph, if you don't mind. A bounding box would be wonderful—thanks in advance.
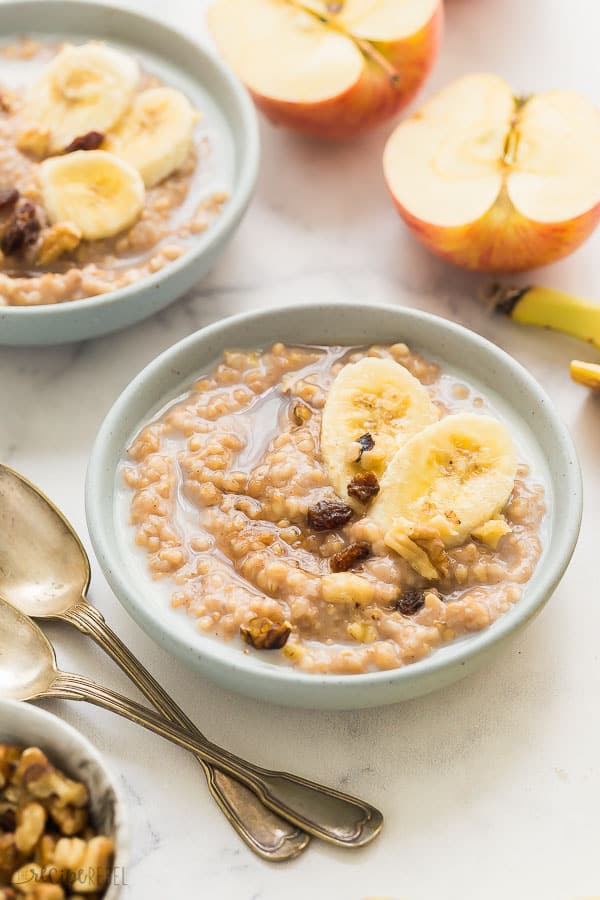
[322,572,375,605]
[15,803,46,854]
[37,222,82,265]
[240,617,291,650]
[16,127,50,158]
[385,519,449,580]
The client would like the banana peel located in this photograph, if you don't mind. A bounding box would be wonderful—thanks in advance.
[492,284,600,349]
[570,360,600,391]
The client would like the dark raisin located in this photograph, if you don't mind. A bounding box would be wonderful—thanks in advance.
[0,200,41,256]
[240,617,291,650]
[63,130,105,153]
[0,188,19,210]
[330,541,371,573]
[347,471,380,503]
[307,499,354,531]
[352,432,374,462]
[394,590,426,615]
[0,807,16,831]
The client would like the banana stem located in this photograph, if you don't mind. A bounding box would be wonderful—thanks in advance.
[287,0,400,86]
[492,284,600,351]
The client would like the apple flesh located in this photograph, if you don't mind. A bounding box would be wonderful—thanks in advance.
[383,73,600,272]
[208,0,443,139]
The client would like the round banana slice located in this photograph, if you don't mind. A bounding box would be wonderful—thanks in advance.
[321,356,439,504]
[40,150,145,241]
[20,42,140,154]
[109,87,196,187]
[371,412,517,548]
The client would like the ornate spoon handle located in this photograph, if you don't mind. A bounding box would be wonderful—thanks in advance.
[45,671,383,849]
[62,600,309,861]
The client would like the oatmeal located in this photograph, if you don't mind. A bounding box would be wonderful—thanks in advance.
[0,39,229,306]
[121,343,545,675]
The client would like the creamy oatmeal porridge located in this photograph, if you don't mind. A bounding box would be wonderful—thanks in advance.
[121,342,545,675]
[0,38,228,306]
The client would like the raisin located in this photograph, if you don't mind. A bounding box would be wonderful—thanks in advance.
[0,200,41,256]
[63,130,105,153]
[350,431,375,463]
[394,590,426,615]
[0,188,19,210]
[347,471,380,503]
[307,499,354,531]
[240,617,291,650]
[330,541,371,573]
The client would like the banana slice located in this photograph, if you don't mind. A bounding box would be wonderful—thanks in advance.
[40,150,145,240]
[20,43,140,154]
[371,413,517,548]
[109,87,196,187]
[321,357,439,504]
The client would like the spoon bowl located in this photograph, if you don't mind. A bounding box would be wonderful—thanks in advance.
[0,466,88,617]
[0,595,58,700]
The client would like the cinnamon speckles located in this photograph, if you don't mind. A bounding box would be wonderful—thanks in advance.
[240,617,291,650]
[347,470,380,503]
[329,541,371,573]
[307,499,354,531]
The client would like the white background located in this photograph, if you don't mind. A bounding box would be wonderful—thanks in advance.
[2,0,600,898]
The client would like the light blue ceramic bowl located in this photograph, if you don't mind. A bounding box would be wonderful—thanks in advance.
[0,700,128,899]
[0,0,259,346]
[86,302,582,709]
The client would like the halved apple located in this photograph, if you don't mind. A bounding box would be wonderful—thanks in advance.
[208,0,443,139]
[383,73,600,272]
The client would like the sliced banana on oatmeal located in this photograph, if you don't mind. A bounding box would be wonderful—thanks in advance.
[19,42,140,154]
[40,150,145,240]
[321,357,439,505]
[371,413,517,549]
[108,87,196,187]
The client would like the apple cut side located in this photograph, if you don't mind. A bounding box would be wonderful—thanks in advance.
[208,0,443,139]
[383,73,600,272]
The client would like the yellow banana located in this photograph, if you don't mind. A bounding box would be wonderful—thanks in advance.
[570,359,600,390]
[494,284,600,349]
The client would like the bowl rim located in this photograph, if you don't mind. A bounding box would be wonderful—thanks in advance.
[0,0,260,320]
[0,699,128,899]
[86,300,582,701]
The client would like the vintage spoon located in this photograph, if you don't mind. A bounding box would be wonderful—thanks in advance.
[0,597,383,848]
[0,464,308,861]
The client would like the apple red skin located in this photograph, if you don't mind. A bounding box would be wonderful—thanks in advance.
[388,188,600,273]
[249,2,444,140]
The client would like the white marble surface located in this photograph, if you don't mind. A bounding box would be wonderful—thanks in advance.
[2,0,600,897]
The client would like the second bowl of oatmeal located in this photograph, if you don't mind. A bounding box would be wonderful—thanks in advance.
[86,302,581,709]
[0,1,259,346]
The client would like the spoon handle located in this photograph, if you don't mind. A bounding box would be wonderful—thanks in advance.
[62,601,308,862]
[46,671,382,849]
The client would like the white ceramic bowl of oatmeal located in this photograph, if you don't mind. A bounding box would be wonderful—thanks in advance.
[0,1,259,346]
[86,302,582,709]
[0,700,128,898]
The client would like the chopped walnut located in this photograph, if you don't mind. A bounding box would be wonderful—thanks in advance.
[54,835,113,893]
[291,402,312,426]
[322,572,375,605]
[307,499,353,531]
[347,471,380,504]
[329,541,371,573]
[385,519,449,580]
[15,803,46,854]
[16,127,51,158]
[347,621,377,643]
[63,131,104,153]
[37,222,82,265]
[240,617,291,650]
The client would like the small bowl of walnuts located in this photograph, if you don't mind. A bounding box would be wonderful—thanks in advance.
[0,701,127,900]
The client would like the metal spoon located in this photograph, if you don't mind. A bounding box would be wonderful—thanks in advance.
[0,597,383,848]
[0,464,308,860]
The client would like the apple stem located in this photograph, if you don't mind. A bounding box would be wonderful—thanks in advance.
[288,0,401,87]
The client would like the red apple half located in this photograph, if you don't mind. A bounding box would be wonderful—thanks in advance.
[208,0,443,139]
[383,73,600,272]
